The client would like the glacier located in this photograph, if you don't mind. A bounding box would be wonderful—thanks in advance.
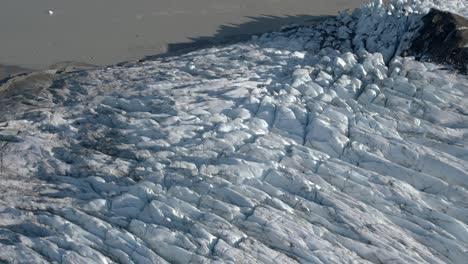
[0,0,467,263]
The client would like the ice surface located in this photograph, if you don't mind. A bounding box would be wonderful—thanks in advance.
[0,0,467,263]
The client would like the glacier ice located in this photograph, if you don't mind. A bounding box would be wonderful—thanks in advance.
[0,0,467,263]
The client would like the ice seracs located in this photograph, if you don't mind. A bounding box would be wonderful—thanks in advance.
[0,0,467,263]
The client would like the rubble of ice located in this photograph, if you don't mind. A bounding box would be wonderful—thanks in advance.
[0,0,467,263]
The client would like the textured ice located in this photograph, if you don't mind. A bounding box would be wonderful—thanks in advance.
[1,0,467,263]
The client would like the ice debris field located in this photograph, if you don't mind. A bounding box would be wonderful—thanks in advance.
[0,0,467,263]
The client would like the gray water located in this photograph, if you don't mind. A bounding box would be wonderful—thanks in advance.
[0,0,367,73]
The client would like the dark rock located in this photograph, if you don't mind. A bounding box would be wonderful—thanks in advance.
[409,9,468,73]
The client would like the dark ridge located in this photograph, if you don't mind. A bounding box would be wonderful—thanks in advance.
[409,9,468,73]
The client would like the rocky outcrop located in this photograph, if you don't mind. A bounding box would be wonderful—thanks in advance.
[409,9,468,73]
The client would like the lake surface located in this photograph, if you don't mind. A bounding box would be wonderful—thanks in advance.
[0,0,367,72]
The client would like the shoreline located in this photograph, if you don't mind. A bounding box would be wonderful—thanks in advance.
[0,0,367,76]
[0,64,33,81]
